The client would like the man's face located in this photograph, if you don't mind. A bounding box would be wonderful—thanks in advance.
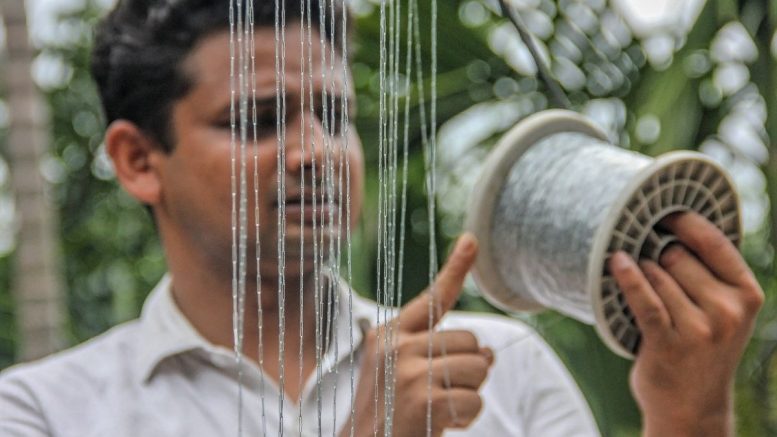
[154,23,364,281]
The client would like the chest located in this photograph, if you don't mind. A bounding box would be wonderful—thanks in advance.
[42,355,521,437]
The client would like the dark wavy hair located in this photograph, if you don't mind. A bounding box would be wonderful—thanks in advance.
[91,0,343,152]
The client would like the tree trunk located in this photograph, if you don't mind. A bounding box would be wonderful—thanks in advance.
[3,0,66,361]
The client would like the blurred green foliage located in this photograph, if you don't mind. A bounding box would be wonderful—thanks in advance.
[1,0,777,435]
[0,255,14,370]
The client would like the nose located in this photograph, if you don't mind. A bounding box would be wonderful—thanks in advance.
[285,111,339,175]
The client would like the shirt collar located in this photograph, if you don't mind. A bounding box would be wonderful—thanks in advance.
[322,276,375,372]
[135,273,376,384]
[135,274,212,384]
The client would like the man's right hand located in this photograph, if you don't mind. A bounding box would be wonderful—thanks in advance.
[342,234,494,437]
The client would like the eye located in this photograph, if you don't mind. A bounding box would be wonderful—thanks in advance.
[328,108,342,135]
[317,102,348,136]
[256,110,278,130]
[215,109,279,139]
[214,117,233,129]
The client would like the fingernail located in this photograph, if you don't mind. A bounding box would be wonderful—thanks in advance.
[610,252,632,272]
[638,258,655,268]
[457,233,478,256]
[661,212,681,224]
[659,244,684,266]
[480,347,494,364]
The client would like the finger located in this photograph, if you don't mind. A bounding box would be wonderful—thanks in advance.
[609,252,671,338]
[431,388,483,428]
[659,244,731,313]
[661,212,752,286]
[398,233,478,332]
[401,330,480,356]
[431,352,492,389]
[639,259,705,331]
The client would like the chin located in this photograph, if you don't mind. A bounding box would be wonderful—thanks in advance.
[256,255,332,280]
[261,228,339,254]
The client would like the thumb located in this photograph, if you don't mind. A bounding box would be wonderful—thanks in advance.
[398,233,479,332]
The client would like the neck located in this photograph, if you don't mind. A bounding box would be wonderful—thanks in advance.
[167,259,321,359]
[159,224,334,401]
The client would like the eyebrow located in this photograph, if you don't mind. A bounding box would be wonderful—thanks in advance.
[216,93,355,119]
[216,95,276,119]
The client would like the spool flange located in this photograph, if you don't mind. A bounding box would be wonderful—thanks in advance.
[589,152,741,357]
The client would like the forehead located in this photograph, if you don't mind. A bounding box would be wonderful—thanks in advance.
[182,23,350,96]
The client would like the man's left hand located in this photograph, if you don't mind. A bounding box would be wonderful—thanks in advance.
[609,212,764,437]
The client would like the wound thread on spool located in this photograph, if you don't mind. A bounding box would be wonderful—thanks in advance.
[466,110,741,358]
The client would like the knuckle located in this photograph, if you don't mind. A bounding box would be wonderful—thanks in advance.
[700,232,730,255]
[637,305,666,328]
[710,317,740,342]
[715,300,745,326]
[689,320,714,342]
[732,267,753,285]
[395,336,416,356]
[407,391,428,414]
[741,283,765,314]
[471,393,484,414]
[463,330,479,345]
[364,329,378,345]
[431,390,451,411]
[473,358,490,383]
[430,390,483,428]
[396,361,423,386]
[458,392,483,425]
[455,330,479,350]
[362,331,381,356]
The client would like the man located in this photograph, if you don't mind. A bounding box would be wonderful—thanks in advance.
[0,0,763,436]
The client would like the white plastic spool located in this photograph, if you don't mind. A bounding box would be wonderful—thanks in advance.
[465,110,742,358]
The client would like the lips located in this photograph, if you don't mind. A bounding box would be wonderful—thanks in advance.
[275,194,340,224]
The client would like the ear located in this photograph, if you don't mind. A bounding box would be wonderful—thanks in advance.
[105,120,164,206]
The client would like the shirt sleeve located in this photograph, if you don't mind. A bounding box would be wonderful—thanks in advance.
[0,372,51,437]
[515,335,601,437]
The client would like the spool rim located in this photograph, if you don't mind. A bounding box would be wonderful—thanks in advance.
[465,109,610,314]
[587,151,743,359]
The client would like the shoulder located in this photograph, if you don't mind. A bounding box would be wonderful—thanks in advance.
[0,321,142,435]
[0,320,141,400]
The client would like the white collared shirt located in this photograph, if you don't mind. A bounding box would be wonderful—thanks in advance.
[0,275,600,436]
